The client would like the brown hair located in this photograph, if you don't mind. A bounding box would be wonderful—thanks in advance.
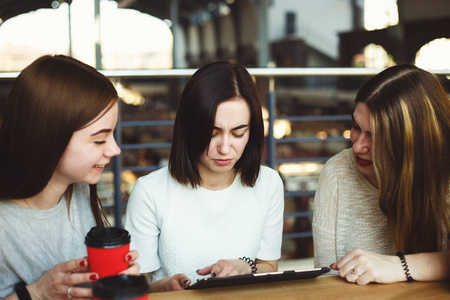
[355,64,450,253]
[169,61,264,187]
[0,55,118,226]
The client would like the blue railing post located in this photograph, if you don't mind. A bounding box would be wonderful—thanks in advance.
[267,77,276,169]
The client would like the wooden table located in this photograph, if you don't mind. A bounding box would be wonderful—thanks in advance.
[148,275,450,299]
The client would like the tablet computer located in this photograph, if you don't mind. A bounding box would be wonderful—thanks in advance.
[185,267,330,290]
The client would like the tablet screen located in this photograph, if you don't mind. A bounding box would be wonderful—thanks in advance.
[186,267,330,290]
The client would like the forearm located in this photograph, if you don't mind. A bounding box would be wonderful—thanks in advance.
[406,251,450,282]
[148,277,171,293]
[255,259,278,273]
[4,293,19,300]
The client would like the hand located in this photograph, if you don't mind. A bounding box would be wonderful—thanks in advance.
[331,248,404,285]
[196,259,252,278]
[26,258,97,300]
[118,250,141,276]
[167,274,191,291]
[149,274,191,292]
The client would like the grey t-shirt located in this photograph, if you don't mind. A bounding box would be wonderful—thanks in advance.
[0,183,96,298]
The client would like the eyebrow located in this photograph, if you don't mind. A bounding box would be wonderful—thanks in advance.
[213,124,249,130]
[90,129,112,136]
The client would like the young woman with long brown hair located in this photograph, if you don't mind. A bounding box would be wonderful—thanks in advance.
[313,64,450,284]
[0,55,187,299]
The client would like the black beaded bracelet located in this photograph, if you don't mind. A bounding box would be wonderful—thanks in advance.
[15,281,32,300]
[239,256,257,273]
[396,251,414,283]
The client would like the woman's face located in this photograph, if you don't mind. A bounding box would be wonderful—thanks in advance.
[350,102,377,187]
[53,102,121,186]
[197,98,251,181]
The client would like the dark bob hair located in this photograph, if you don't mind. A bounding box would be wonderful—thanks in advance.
[169,61,264,188]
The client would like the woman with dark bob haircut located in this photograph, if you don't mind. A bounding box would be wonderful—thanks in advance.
[0,55,188,299]
[313,64,450,285]
[125,61,284,287]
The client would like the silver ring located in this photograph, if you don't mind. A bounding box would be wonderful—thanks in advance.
[350,268,358,275]
[67,286,73,299]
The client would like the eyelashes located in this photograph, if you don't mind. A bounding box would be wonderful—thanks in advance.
[211,132,247,138]
[352,122,360,130]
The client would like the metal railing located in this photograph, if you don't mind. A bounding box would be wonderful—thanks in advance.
[2,67,449,242]
[104,67,389,232]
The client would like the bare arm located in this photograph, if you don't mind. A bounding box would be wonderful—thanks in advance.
[406,251,450,282]
[147,273,191,292]
[4,258,96,300]
[332,248,450,285]
[255,259,278,273]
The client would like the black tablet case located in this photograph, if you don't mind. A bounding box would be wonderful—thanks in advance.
[186,267,330,290]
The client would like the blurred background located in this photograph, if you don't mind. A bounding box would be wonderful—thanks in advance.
[0,0,449,267]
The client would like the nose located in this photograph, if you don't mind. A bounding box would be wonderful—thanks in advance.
[217,135,231,155]
[104,138,121,158]
[352,133,370,154]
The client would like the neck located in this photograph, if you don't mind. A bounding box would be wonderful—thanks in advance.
[11,179,69,210]
[198,167,236,191]
[365,174,379,189]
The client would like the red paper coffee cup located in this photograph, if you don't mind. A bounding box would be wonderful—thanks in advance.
[85,227,131,279]
[93,275,150,300]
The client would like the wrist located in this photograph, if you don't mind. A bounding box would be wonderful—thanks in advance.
[396,252,414,282]
[239,257,257,274]
[26,282,42,300]
[14,282,31,300]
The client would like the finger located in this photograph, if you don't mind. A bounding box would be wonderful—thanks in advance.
[72,258,90,273]
[119,261,140,276]
[173,274,191,289]
[355,272,372,286]
[329,263,337,270]
[65,272,99,286]
[66,286,93,299]
[124,250,139,263]
[339,263,359,278]
[211,264,227,277]
[53,259,86,274]
[344,272,360,283]
[336,253,356,270]
[196,265,213,276]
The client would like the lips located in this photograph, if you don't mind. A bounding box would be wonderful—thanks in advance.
[355,156,372,167]
[215,159,232,166]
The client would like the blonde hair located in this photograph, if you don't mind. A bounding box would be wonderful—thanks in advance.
[356,64,450,253]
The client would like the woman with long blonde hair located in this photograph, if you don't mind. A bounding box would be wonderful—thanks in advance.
[313,64,450,284]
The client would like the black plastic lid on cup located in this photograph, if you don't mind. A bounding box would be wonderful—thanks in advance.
[85,226,131,248]
[93,275,150,300]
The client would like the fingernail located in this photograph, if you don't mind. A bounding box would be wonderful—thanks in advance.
[79,260,86,267]
[329,263,334,268]
[90,274,98,281]
[126,255,132,262]
[213,272,216,277]
[183,279,189,284]
[196,269,200,273]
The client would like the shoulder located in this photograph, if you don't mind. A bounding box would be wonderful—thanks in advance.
[258,165,282,180]
[321,148,355,177]
[129,167,175,203]
[252,166,284,195]
[135,167,170,185]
